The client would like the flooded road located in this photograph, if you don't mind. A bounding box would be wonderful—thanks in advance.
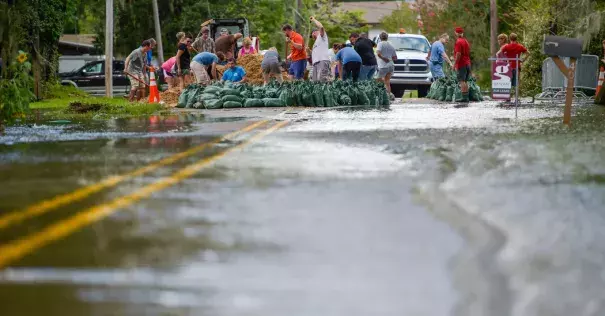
[1,101,605,315]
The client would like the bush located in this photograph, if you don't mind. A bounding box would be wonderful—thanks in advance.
[0,51,34,126]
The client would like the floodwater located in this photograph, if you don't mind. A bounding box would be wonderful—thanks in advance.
[1,101,605,315]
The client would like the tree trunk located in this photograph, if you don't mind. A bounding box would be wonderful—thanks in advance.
[490,0,498,56]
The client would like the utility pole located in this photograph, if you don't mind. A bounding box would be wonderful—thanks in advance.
[105,0,113,97]
[490,0,498,56]
[295,0,303,31]
[152,0,164,65]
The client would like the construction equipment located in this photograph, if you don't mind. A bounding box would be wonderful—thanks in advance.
[207,18,260,58]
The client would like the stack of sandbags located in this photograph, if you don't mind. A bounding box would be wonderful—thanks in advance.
[427,74,483,102]
[175,81,391,110]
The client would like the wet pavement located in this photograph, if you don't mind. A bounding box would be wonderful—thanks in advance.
[1,100,605,315]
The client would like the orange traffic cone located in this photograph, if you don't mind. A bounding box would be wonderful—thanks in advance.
[597,67,604,96]
[148,67,161,103]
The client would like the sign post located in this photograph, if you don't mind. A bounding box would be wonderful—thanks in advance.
[489,56,522,118]
[542,35,583,126]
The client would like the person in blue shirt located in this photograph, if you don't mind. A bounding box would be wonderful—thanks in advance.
[191,52,225,84]
[335,46,362,81]
[426,34,453,80]
[221,58,247,83]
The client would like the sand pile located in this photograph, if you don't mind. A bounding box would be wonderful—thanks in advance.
[238,54,264,85]
[160,88,181,106]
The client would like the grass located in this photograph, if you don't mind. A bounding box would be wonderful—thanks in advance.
[403,90,419,98]
[28,85,164,120]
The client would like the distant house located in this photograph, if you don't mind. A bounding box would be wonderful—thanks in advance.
[339,1,415,40]
[58,34,98,55]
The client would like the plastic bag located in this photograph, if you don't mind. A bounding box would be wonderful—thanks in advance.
[313,86,325,107]
[204,86,222,95]
[244,99,264,108]
[200,93,218,101]
[323,86,335,107]
[223,101,243,108]
[220,88,241,96]
[381,89,390,107]
[262,98,285,107]
[221,95,243,103]
[445,86,455,102]
[339,94,352,106]
[453,85,464,102]
[204,99,223,109]
[357,90,370,106]
[279,89,295,107]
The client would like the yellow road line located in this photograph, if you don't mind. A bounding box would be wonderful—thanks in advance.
[0,121,288,269]
[0,120,270,231]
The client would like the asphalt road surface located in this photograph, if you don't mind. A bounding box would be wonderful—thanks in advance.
[1,100,605,316]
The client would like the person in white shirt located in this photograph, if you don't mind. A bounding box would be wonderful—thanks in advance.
[309,16,331,82]
[376,32,397,95]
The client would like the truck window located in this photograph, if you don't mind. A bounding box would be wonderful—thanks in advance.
[82,62,102,74]
[391,37,430,53]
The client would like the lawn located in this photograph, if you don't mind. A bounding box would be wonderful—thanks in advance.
[28,85,165,120]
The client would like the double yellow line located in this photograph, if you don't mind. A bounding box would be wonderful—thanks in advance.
[0,120,288,268]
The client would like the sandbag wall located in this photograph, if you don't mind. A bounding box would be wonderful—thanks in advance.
[176,81,391,109]
[427,74,483,102]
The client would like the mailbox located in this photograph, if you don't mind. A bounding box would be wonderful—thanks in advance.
[543,35,583,59]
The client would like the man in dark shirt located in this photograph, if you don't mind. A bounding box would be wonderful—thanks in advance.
[215,28,243,60]
[349,32,377,81]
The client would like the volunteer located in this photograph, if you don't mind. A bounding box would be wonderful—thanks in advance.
[309,16,330,82]
[350,32,377,80]
[497,33,529,94]
[191,52,221,85]
[427,33,454,80]
[192,21,216,53]
[124,40,152,102]
[221,58,247,83]
[454,27,472,103]
[215,28,243,59]
[334,44,362,81]
[239,37,257,57]
[376,32,397,96]
[175,34,193,90]
[161,56,177,89]
[282,24,307,80]
[261,47,283,85]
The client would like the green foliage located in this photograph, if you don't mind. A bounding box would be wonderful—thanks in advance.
[380,6,418,34]
[43,83,89,99]
[308,0,368,45]
[0,51,35,124]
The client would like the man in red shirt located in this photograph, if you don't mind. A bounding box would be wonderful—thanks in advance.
[454,27,471,102]
[282,24,307,80]
[497,33,529,92]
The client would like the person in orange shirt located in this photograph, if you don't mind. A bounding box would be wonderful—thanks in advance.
[282,24,307,80]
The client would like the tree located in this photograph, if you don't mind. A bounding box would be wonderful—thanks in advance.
[379,6,418,34]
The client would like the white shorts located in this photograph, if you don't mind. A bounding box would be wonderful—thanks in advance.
[191,61,211,84]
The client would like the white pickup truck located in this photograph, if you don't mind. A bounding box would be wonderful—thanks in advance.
[376,33,433,98]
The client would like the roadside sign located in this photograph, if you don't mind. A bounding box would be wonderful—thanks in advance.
[491,55,512,100]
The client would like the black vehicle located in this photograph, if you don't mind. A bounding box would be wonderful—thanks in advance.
[59,60,165,96]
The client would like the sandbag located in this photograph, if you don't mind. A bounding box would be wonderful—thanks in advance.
[221,95,243,103]
[220,88,241,96]
[323,86,335,107]
[357,90,371,106]
[244,99,264,108]
[381,89,390,107]
[200,93,218,101]
[223,101,243,108]
[302,88,315,106]
[204,86,222,95]
[339,94,352,106]
[279,89,295,107]
[469,82,483,102]
[204,99,223,109]
[445,86,455,102]
[192,101,204,109]
[313,86,325,107]
[262,98,285,107]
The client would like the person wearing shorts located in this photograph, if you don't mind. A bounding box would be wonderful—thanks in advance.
[174,34,193,89]
[191,52,220,85]
[125,40,152,102]
[161,56,177,88]
[261,47,283,85]
[282,24,307,80]
[310,17,331,82]
[376,32,397,95]
[454,27,472,102]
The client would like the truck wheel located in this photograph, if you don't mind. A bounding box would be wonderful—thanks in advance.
[418,86,429,98]
[392,87,405,98]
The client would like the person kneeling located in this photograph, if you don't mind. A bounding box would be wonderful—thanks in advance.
[221,58,247,83]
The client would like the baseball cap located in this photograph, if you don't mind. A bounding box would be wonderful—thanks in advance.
[455,27,464,34]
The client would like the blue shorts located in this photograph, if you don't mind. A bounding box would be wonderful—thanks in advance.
[289,59,307,79]
[430,63,445,79]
